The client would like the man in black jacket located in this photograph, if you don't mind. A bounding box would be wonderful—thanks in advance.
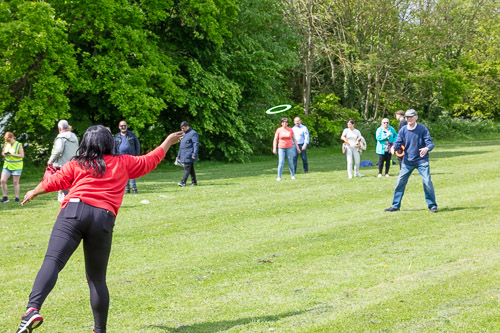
[177,121,199,187]
[114,120,141,193]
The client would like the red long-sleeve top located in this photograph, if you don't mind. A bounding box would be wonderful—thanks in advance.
[42,147,166,216]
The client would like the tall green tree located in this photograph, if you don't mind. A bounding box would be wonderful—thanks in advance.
[0,0,77,135]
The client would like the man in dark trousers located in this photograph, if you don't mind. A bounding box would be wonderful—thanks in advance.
[385,109,438,213]
[114,120,141,193]
[394,110,407,169]
[177,121,199,187]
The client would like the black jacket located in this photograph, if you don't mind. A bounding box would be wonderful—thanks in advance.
[114,131,140,156]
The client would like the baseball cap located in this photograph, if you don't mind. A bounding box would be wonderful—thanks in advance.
[405,109,417,117]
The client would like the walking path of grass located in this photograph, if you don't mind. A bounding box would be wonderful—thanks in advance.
[1,139,499,332]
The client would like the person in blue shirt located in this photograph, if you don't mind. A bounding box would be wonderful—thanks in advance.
[292,117,310,174]
[385,109,438,213]
[114,120,141,194]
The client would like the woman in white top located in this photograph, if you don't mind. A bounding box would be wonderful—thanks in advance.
[341,120,364,179]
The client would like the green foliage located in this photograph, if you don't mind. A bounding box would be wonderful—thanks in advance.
[0,0,498,163]
[0,1,77,134]
[297,93,360,146]
[421,114,500,141]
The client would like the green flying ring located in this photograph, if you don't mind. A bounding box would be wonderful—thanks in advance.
[265,104,292,114]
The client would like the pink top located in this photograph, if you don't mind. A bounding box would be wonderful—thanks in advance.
[274,127,294,149]
[42,147,165,216]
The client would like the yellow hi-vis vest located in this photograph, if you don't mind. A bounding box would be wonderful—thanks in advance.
[2,141,23,170]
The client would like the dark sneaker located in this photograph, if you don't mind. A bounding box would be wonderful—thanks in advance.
[1,196,9,203]
[190,183,198,186]
[125,189,131,194]
[430,207,438,213]
[15,197,20,202]
[16,308,43,333]
[177,183,186,187]
[133,189,138,194]
[384,207,400,212]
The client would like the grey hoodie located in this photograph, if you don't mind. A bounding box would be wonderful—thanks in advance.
[48,131,79,167]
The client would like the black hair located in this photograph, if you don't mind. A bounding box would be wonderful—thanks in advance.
[348,119,355,125]
[73,125,115,177]
[180,121,189,127]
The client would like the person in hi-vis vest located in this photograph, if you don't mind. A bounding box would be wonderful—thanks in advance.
[1,131,24,203]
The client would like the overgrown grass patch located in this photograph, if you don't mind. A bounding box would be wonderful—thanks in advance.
[1,139,499,332]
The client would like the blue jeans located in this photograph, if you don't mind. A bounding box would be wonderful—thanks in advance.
[277,147,295,178]
[126,179,137,191]
[391,161,437,209]
[293,144,308,173]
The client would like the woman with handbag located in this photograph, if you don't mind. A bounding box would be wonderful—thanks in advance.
[375,118,397,178]
[340,120,364,179]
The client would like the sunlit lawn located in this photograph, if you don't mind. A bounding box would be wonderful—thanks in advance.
[1,139,499,332]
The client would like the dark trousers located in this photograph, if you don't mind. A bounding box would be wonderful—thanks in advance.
[397,156,403,169]
[28,202,115,333]
[181,162,197,184]
[378,153,392,174]
[293,144,309,173]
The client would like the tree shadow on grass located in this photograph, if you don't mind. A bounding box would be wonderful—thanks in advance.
[436,206,486,212]
[431,150,492,160]
[403,206,486,212]
[145,307,327,332]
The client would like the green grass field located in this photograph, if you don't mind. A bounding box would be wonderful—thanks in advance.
[1,139,499,332]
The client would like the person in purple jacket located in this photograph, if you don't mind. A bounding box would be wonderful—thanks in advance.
[385,109,438,213]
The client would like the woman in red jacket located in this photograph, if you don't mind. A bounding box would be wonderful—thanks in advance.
[16,125,183,333]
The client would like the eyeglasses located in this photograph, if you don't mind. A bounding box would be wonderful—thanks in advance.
[382,122,389,124]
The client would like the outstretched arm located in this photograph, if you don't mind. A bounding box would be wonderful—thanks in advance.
[160,131,184,153]
[22,182,46,205]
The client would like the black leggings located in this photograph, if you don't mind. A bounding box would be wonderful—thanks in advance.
[28,201,115,333]
[378,152,392,174]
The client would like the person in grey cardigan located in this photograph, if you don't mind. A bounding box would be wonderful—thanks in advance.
[48,120,79,202]
[177,121,199,186]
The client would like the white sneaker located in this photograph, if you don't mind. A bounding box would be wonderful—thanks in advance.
[276,177,281,181]
[348,175,353,179]
[291,176,296,180]
[355,173,364,177]
[385,174,390,177]
[378,174,382,178]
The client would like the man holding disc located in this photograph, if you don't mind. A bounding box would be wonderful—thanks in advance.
[385,109,438,213]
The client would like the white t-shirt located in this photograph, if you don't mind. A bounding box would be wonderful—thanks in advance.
[342,128,362,146]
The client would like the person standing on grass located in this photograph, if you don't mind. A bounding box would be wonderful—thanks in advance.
[292,116,310,174]
[1,131,24,203]
[15,125,183,333]
[114,120,141,194]
[385,109,438,213]
[47,120,79,202]
[394,110,407,169]
[273,117,301,181]
[340,120,364,179]
[177,121,199,187]
[375,118,397,178]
